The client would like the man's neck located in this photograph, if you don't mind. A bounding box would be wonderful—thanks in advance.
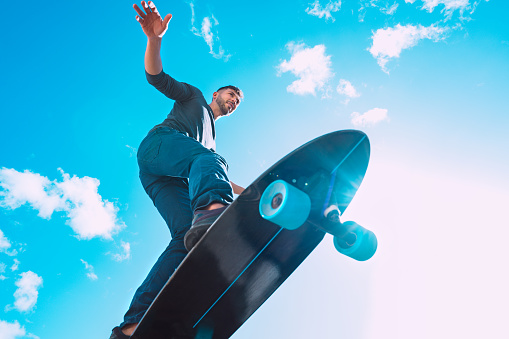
[209,102,221,121]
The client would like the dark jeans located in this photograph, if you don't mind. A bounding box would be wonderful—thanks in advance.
[120,127,233,327]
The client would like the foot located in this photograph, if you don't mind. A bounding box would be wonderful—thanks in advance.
[184,206,228,251]
[110,326,131,339]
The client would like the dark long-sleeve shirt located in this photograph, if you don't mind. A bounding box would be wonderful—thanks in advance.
[146,70,216,151]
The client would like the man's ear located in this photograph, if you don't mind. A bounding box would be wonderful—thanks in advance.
[212,91,218,101]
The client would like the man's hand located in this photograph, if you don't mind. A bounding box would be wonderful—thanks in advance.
[133,1,172,39]
[231,182,245,195]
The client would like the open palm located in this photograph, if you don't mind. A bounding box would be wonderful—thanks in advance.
[133,1,172,39]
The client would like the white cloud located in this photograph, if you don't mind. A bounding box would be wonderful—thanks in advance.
[0,229,11,252]
[337,79,361,102]
[382,2,399,15]
[80,259,98,281]
[306,1,342,22]
[351,108,389,126]
[408,0,488,20]
[0,229,17,257]
[13,271,43,313]
[190,3,230,61]
[0,320,38,339]
[11,259,20,272]
[57,170,124,240]
[421,0,469,15]
[0,320,25,339]
[277,42,334,96]
[0,168,125,240]
[368,24,447,73]
[358,0,399,21]
[0,169,63,219]
[110,241,131,262]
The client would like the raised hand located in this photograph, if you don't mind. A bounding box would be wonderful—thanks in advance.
[133,1,172,39]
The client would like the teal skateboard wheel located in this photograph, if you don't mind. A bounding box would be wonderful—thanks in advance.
[333,221,377,261]
[259,180,311,230]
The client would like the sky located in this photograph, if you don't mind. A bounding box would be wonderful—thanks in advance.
[0,0,508,338]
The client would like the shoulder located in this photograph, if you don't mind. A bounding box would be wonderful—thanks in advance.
[186,83,203,95]
[182,83,206,102]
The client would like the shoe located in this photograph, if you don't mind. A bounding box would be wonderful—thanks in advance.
[109,327,130,339]
[184,206,227,251]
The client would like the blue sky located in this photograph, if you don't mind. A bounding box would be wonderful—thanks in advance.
[1,0,508,338]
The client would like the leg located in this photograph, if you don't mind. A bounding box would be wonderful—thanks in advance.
[139,128,234,212]
[120,176,192,332]
[116,128,233,333]
[180,151,233,250]
[188,148,233,212]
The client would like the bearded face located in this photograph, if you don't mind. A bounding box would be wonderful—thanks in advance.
[212,88,241,119]
[215,95,232,116]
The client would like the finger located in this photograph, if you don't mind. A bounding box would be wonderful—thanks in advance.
[148,1,158,14]
[135,15,144,24]
[133,4,146,18]
[141,1,152,13]
[162,13,172,27]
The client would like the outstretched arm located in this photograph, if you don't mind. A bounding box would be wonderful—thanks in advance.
[133,1,172,75]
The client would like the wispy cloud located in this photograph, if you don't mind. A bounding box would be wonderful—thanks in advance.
[0,263,6,280]
[190,2,230,61]
[359,0,399,21]
[11,271,43,313]
[306,1,342,22]
[382,2,399,15]
[409,0,488,20]
[0,259,20,282]
[0,229,17,257]
[11,259,20,272]
[110,241,131,262]
[80,259,98,281]
[125,145,137,158]
[0,168,125,240]
[420,0,469,18]
[337,79,361,103]
[277,42,334,96]
[351,108,389,126]
[0,229,12,252]
[369,24,448,73]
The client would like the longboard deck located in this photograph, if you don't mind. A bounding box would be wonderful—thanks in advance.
[132,130,370,339]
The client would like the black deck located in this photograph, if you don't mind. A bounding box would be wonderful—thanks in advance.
[131,130,370,339]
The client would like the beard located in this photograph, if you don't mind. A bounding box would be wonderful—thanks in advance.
[216,96,231,116]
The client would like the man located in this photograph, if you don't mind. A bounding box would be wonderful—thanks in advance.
[110,2,244,337]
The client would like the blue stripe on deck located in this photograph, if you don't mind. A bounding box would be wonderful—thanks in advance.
[193,228,284,328]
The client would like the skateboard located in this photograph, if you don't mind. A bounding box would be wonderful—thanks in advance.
[131,130,377,339]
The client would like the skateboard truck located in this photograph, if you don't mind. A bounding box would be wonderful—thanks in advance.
[260,179,377,261]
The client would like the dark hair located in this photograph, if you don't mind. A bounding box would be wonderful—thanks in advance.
[217,85,244,100]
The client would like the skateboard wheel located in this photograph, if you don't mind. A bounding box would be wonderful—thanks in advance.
[259,180,311,230]
[333,221,377,261]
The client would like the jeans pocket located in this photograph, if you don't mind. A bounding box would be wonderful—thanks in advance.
[138,134,162,164]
